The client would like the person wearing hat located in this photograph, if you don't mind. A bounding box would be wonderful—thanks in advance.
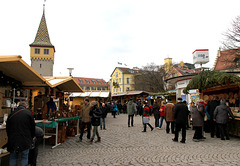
[172,97,188,143]
[213,99,234,140]
[89,101,102,143]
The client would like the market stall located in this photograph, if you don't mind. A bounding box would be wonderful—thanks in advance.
[202,84,240,137]
[0,55,51,163]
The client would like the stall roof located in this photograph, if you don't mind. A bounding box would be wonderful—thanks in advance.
[44,76,83,92]
[70,91,109,98]
[0,55,51,87]
[111,91,149,97]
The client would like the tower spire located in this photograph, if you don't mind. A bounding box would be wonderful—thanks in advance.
[43,0,46,12]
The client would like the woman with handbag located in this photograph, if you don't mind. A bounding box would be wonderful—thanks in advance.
[142,101,154,132]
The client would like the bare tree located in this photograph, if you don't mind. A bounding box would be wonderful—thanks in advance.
[133,63,166,93]
[222,15,240,67]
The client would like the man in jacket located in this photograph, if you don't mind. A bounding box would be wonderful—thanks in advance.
[100,102,108,130]
[164,99,175,134]
[77,98,92,142]
[172,98,188,143]
[89,101,102,143]
[6,101,35,166]
[213,99,234,140]
[152,101,160,128]
[127,98,137,127]
[207,96,220,138]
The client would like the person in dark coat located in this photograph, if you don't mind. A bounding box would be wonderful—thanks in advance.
[191,100,205,142]
[207,96,220,138]
[137,100,143,116]
[152,101,160,128]
[89,101,102,143]
[122,101,127,114]
[172,98,188,143]
[100,102,108,130]
[28,126,44,166]
[213,99,234,140]
[6,101,35,166]
[46,97,57,119]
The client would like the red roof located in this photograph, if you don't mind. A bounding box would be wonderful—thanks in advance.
[73,77,108,86]
[192,49,209,54]
[214,50,237,71]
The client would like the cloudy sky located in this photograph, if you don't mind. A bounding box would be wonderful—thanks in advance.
[1,0,240,81]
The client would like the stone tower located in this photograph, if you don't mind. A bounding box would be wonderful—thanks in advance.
[30,5,55,76]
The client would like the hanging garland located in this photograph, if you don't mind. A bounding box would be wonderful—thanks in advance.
[183,70,240,94]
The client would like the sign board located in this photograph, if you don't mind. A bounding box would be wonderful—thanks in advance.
[192,49,209,64]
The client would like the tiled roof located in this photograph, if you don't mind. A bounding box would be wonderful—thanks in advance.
[73,77,108,86]
[30,10,54,47]
[214,49,237,71]
[110,67,138,77]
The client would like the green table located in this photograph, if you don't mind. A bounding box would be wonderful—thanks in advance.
[36,116,81,148]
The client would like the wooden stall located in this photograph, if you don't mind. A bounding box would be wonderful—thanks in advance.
[202,84,240,137]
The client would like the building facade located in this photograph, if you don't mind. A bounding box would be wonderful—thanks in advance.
[30,8,55,76]
[110,67,136,95]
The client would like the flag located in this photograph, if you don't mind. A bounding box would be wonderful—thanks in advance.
[118,62,122,65]
[124,64,127,66]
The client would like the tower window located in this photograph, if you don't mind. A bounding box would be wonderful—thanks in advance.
[35,48,40,54]
[44,49,49,55]
[40,64,42,68]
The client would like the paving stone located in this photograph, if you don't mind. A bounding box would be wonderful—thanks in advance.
[37,114,240,165]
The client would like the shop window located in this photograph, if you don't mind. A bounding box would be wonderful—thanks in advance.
[35,48,40,54]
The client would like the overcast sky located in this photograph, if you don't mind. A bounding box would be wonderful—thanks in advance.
[1,0,240,81]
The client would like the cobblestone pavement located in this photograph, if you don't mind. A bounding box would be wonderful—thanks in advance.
[37,114,240,166]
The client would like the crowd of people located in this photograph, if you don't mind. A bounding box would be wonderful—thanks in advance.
[111,96,235,143]
[5,96,235,165]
